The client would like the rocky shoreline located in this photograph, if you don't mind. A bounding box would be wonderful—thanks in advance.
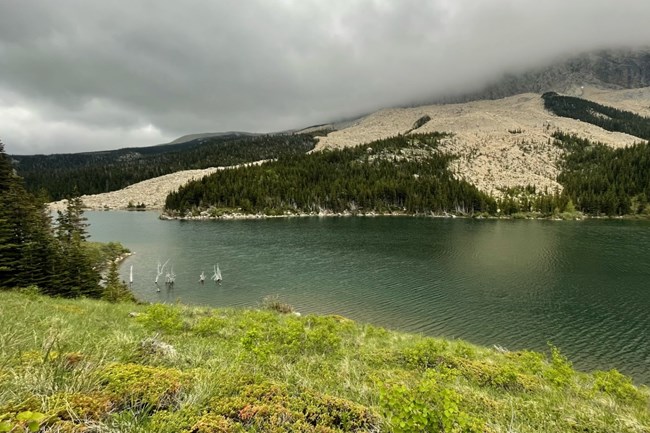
[158,209,591,221]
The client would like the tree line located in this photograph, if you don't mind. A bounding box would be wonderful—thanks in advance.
[165,131,650,218]
[554,132,650,215]
[542,92,650,140]
[12,133,317,201]
[0,140,131,300]
[165,133,498,216]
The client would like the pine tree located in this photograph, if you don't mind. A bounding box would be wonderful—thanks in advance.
[0,139,30,287]
[0,139,106,297]
[103,260,135,303]
[55,197,101,298]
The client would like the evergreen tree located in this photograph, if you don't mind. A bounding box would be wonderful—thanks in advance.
[103,260,135,303]
[0,138,103,297]
[0,139,32,287]
[55,196,101,297]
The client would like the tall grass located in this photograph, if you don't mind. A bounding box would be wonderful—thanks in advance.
[0,290,648,432]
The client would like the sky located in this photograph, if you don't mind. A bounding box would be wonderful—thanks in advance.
[1,0,649,155]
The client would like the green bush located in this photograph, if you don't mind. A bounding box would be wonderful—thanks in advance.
[138,304,185,334]
[593,369,648,406]
[400,338,449,369]
[0,411,45,433]
[192,315,228,337]
[543,345,574,388]
[209,382,378,432]
[379,370,484,433]
[100,363,187,410]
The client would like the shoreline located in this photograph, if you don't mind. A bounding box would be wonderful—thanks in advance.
[158,210,582,221]
[78,206,650,222]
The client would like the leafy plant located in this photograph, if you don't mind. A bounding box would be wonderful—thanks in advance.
[379,371,484,433]
[137,304,185,333]
[0,411,46,432]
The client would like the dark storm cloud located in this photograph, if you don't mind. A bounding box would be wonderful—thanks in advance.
[1,0,649,154]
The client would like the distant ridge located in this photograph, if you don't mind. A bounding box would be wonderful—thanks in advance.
[169,131,258,145]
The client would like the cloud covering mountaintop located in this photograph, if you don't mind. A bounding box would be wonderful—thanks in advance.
[1,0,650,154]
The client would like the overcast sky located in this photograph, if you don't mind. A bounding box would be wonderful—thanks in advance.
[1,0,649,154]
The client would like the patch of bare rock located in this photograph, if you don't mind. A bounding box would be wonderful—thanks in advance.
[49,168,219,212]
[315,88,647,195]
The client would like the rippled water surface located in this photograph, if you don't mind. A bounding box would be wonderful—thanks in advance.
[87,212,650,384]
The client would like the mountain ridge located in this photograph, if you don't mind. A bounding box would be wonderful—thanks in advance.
[47,87,650,212]
[34,48,650,209]
[437,47,650,104]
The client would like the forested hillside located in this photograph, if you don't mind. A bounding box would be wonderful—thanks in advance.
[542,92,650,140]
[553,132,650,215]
[162,129,650,219]
[12,133,317,200]
[165,133,497,216]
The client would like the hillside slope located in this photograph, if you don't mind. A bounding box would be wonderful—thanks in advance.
[316,88,647,195]
[48,161,268,211]
[48,87,650,210]
[1,291,648,432]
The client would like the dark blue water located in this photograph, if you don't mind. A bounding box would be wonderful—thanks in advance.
[87,211,650,384]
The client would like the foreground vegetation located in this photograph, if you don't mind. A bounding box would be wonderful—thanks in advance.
[1,291,648,433]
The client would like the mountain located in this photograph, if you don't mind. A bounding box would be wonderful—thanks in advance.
[448,47,650,103]
[35,48,650,212]
[316,87,648,196]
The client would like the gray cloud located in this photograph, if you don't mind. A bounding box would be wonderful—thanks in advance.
[1,0,649,154]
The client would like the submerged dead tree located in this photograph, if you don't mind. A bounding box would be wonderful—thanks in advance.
[212,264,222,285]
[155,259,170,284]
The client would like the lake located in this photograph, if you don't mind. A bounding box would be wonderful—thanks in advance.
[86,211,650,384]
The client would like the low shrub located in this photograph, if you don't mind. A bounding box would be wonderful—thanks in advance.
[99,363,187,410]
[379,370,485,433]
[262,295,294,314]
[209,382,378,432]
[192,316,228,337]
[543,345,574,388]
[47,392,114,421]
[137,304,185,334]
[593,369,648,407]
[399,338,449,369]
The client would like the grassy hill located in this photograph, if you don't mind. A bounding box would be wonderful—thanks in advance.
[1,290,648,432]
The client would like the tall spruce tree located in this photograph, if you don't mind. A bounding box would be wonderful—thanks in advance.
[103,259,135,303]
[0,139,31,287]
[55,196,101,297]
[0,139,102,296]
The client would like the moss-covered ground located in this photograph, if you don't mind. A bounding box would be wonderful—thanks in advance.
[0,290,648,432]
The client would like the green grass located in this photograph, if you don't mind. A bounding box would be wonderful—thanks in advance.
[0,291,648,432]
